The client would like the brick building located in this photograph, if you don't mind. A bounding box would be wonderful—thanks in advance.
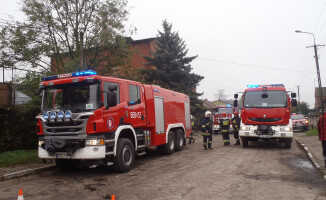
[51,37,157,76]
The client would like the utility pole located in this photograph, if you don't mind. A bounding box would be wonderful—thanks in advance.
[296,85,300,105]
[295,30,324,116]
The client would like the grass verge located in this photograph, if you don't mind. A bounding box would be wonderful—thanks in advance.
[0,150,42,167]
[305,128,318,136]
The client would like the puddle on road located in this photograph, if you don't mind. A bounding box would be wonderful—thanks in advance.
[286,156,315,173]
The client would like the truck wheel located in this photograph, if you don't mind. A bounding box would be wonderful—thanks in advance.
[285,139,292,149]
[175,129,184,151]
[164,130,176,155]
[113,138,135,173]
[55,159,80,171]
[241,138,248,147]
[214,130,219,135]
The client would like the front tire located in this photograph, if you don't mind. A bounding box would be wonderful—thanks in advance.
[113,138,135,173]
[163,130,176,155]
[285,139,292,149]
[175,129,184,151]
[241,137,248,147]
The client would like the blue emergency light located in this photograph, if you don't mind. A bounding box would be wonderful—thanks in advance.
[247,84,284,88]
[41,70,97,81]
[226,104,231,107]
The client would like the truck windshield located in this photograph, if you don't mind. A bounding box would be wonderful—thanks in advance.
[214,107,233,114]
[244,90,287,108]
[42,83,100,112]
[291,114,305,120]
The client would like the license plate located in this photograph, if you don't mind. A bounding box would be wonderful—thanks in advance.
[258,135,271,138]
[55,153,72,159]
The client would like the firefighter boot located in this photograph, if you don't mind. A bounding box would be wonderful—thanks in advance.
[204,145,208,150]
[324,160,326,168]
[234,140,240,145]
[193,138,196,143]
[208,143,213,150]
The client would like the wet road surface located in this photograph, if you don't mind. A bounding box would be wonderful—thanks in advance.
[1,133,326,200]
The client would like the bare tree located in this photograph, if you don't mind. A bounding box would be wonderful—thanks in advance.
[0,0,135,74]
[214,89,228,102]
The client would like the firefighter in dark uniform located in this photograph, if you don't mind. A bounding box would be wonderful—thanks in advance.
[201,111,213,150]
[220,112,231,146]
[231,112,241,145]
[188,115,196,144]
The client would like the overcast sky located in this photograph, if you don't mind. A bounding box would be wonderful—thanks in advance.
[1,0,326,108]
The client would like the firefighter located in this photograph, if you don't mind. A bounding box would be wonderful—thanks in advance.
[188,115,196,144]
[201,111,213,150]
[317,110,326,168]
[231,112,241,145]
[220,112,231,146]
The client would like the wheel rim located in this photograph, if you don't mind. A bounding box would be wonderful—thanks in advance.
[169,135,175,150]
[122,146,132,166]
[179,134,183,147]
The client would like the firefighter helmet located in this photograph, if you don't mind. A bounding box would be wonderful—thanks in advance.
[221,112,227,118]
[205,111,212,117]
[234,112,239,117]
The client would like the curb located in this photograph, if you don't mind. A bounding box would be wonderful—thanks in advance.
[0,165,56,181]
[295,138,326,182]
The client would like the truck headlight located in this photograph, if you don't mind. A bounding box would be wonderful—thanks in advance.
[280,127,292,132]
[64,110,72,118]
[86,139,104,146]
[43,112,49,120]
[241,126,250,131]
[38,140,44,147]
[57,110,64,119]
[50,111,56,119]
[214,125,218,128]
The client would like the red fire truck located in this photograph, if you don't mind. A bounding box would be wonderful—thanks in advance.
[233,84,297,148]
[36,70,191,172]
[212,105,237,134]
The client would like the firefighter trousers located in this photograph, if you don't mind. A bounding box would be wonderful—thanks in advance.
[233,130,240,144]
[221,131,230,145]
[202,133,212,148]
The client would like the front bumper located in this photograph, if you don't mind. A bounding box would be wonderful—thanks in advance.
[38,146,106,159]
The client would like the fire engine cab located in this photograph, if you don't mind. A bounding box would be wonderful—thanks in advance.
[234,84,297,148]
[212,105,236,134]
[36,70,191,172]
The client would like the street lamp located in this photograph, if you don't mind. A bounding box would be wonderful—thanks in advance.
[295,30,324,116]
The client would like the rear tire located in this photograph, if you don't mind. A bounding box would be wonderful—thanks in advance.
[55,159,80,171]
[214,130,219,135]
[163,130,176,155]
[113,138,135,173]
[175,129,184,151]
[241,137,248,147]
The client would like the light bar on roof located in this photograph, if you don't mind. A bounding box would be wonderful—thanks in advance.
[247,84,284,88]
[41,70,97,81]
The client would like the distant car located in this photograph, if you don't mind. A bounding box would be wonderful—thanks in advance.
[291,113,309,131]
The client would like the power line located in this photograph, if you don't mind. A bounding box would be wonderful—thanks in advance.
[197,57,315,73]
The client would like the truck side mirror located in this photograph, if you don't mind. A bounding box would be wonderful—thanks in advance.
[233,99,238,107]
[234,94,238,99]
[291,93,296,98]
[106,91,117,108]
[35,89,41,95]
[291,99,297,107]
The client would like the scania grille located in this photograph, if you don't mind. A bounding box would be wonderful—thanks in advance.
[249,118,282,122]
[42,117,88,136]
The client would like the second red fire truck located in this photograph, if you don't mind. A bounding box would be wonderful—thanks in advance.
[36,70,191,172]
[212,105,237,134]
[234,84,297,148]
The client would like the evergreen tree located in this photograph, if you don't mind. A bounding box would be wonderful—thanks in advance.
[142,20,204,115]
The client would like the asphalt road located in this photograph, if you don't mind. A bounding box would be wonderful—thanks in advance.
[1,132,326,200]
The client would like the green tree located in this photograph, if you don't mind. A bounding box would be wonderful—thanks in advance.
[291,101,310,116]
[142,20,204,115]
[0,0,134,74]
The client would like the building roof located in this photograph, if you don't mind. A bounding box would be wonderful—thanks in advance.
[201,99,216,109]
